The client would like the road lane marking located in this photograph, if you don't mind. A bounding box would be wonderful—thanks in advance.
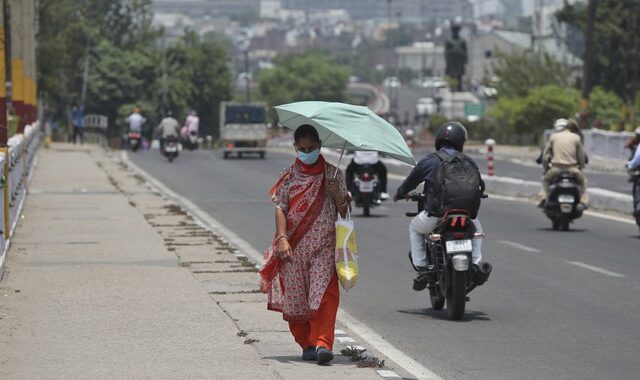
[377,370,402,378]
[122,151,442,380]
[567,261,626,278]
[498,240,541,253]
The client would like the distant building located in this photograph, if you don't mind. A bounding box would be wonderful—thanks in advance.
[395,42,446,76]
[469,30,582,81]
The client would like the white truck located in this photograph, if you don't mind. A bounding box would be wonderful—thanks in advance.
[220,102,268,159]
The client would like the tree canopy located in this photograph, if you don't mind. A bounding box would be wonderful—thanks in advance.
[557,0,640,103]
[491,50,573,98]
[37,0,232,138]
[258,53,350,120]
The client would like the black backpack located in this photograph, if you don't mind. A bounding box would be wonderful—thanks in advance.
[431,151,482,219]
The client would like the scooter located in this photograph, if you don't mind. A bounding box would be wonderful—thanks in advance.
[405,193,491,321]
[351,164,383,216]
[544,171,583,231]
[128,132,141,152]
[629,168,640,232]
[163,135,179,162]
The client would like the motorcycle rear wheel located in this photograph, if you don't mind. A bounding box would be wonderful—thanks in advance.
[446,270,467,320]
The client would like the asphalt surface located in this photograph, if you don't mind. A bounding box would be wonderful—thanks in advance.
[131,149,640,380]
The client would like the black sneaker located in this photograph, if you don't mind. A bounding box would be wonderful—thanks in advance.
[413,265,435,291]
[302,346,317,361]
[316,346,334,364]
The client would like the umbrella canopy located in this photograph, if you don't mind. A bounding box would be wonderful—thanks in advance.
[275,101,416,166]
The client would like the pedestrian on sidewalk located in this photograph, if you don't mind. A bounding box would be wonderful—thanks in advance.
[260,124,350,365]
[71,102,84,145]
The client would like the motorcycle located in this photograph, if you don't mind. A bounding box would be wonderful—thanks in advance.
[351,164,383,216]
[405,193,491,320]
[182,129,198,151]
[163,135,179,162]
[629,168,640,231]
[128,132,142,152]
[544,171,583,231]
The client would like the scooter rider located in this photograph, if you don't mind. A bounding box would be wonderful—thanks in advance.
[182,109,200,138]
[541,118,588,209]
[345,151,389,200]
[394,122,484,290]
[626,127,640,166]
[155,111,180,151]
[127,107,146,134]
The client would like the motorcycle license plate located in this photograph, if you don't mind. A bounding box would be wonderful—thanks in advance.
[445,239,472,253]
[359,181,374,193]
[166,146,177,152]
[558,194,575,203]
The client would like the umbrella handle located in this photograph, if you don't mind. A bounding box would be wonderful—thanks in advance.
[333,141,347,179]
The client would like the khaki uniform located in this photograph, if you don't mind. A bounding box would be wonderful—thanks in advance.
[542,129,588,204]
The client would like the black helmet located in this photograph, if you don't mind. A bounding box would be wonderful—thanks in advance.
[435,121,468,152]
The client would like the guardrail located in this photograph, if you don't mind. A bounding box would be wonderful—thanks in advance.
[0,122,42,278]
[82,114,108,146]
[545,128,635,161]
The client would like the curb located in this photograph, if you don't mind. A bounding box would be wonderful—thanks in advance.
[120,150,442,380]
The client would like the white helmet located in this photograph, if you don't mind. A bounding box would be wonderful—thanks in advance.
[554,118,568,132]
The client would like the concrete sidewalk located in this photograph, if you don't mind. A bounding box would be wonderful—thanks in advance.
[0,144,386,379]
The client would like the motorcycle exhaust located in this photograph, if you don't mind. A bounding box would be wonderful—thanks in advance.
[472,262,492,285]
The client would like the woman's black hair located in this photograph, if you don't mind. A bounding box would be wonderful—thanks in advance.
[294,124,321,144]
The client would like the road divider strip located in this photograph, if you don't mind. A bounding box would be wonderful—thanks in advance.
[121,151,442,380]
[567,261,626,278]
[498,240,541,253]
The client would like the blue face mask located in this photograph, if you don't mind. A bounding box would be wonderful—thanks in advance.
[297,149,320,165]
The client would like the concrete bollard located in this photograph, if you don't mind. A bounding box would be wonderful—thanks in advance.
[197,137,204,150]
[206,136,213,150]
[485,138,496,176]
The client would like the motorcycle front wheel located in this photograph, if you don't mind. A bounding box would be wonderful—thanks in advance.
[446,270,467,320]
[362,193,371,216]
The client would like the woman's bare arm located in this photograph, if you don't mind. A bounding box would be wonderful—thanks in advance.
[275,208,292,260]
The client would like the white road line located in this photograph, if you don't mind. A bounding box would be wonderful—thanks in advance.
[338,309,442,380]
[334,329,347,335]
[377,370,402,378]
[336,336,357,344]
[498,240,541,253]
[122,151,442,380]
[567,261,626,278]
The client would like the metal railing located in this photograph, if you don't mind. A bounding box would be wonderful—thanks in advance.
[0,122,42,277]
[82,114,108,146]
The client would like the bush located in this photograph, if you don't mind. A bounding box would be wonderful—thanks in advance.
[589,86,623,129]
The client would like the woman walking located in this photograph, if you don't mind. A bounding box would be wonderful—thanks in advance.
[260,124,350,364]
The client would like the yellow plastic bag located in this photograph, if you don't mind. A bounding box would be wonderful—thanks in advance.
[335,212,358,290]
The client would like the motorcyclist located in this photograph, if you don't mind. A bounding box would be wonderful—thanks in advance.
[156,111,180,151]
[127,107,146,134]
[345,151,389,200]
[394,122,484,291]
[625,127,640,163]
[182,109,200,139]
[540,118,588,210]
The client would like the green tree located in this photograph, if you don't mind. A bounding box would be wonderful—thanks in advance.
[259,53,350,120]
[491,51,573,98]
[589,86,623,129]
[489,85,580,142]
[557,1,640,103]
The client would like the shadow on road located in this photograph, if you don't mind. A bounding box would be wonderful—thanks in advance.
[535,227,588,233]
[352,213,388,219]
[397,308,491,322]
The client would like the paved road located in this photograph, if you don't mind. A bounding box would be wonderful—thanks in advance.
[131,149,640,380]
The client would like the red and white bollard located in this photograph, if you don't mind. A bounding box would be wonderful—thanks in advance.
[485,139,496,176]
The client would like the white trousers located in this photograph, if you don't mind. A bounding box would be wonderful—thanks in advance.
[409,211,483,267]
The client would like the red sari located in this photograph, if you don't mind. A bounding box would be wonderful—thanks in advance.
[260,155,348,322]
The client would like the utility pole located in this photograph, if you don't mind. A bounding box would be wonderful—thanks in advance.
[244,49,250,103]
[80,38,90,111]
[161,36,167,115]
[581,0,597,114]
[0,0,7,146]
[387,0,392,26]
